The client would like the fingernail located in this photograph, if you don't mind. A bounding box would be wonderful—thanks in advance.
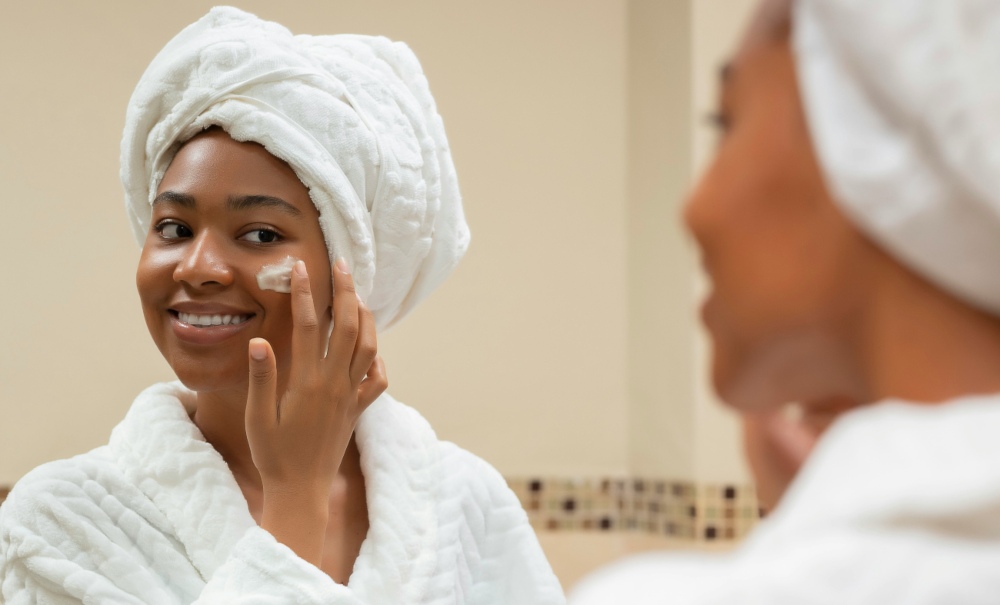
[249,339,268,361]
[335,257,350,275]
[294,260,307,277]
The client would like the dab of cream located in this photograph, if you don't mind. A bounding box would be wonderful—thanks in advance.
[256,256,298,293]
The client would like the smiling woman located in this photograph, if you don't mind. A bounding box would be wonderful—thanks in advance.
[138,129,333,389]
[0,7,563,604]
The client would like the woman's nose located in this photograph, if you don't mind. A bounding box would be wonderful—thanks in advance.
[172,231,234,288]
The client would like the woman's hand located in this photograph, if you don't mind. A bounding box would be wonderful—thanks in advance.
[742,396,857,513]
[244,258,387,565]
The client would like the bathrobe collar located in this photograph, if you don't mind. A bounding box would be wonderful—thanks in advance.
[108,381,441,599]
[755,393,1000,544]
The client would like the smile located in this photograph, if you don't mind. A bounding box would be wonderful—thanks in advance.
[176,312,253,327]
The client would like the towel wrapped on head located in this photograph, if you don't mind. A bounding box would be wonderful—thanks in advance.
[121,6,469,330]
[794,0,1000,316]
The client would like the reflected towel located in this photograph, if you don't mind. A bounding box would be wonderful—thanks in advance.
[121,6,469,330]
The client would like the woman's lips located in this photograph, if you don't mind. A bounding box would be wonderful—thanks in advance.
[169,310,256,345]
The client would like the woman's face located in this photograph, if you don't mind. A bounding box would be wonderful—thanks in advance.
[682,11,873,411]
[136,128,332,395]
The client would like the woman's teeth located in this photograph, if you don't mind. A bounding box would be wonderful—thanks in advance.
[177,312,251,327]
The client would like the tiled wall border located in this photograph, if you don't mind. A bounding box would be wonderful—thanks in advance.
[506,477,762,541]
[0,480,761,542]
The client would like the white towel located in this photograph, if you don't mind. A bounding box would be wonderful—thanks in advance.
[121,6,469,330]
[794,0,1000,315]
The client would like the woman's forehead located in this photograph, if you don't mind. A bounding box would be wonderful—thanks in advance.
[158,130,315,216]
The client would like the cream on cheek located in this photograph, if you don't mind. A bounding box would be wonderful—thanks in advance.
[256,256,299,293]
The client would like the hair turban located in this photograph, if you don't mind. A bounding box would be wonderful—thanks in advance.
[121,6,469,330]
[793,0,1000,315]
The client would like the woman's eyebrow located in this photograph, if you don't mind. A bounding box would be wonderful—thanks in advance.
[227,194,302,217]
[152,190,196,208]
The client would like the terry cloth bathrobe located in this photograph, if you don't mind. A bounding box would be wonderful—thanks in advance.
[570,396,1000,604]
[0,383,565,604]
[573,0,1000,602]
[1,6,564,604]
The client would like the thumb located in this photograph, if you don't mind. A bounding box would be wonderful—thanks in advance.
[742,409,819,511]
[758,411,818,472]
[246,338,278,431]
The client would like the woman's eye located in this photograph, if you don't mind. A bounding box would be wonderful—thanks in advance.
[705,110,731,133]
[156,222,192,239]
[240,229,282,244]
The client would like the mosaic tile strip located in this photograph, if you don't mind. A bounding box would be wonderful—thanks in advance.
[0,480,760,541]
[505,477,762,541]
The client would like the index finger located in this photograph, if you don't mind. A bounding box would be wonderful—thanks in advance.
[290,260,324,378]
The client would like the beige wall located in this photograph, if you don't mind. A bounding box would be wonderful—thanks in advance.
[0,0,631,484]
[0,0,759,490]
[625,0,758,484]
[690,0,761,484]
[1,0,767,591]
[626,0,697,479]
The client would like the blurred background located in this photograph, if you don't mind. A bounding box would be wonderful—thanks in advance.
[0,0,758,589]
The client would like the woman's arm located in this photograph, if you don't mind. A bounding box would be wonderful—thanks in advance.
[245,259,386,566]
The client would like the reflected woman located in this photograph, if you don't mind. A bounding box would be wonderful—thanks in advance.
[0,8,563,604]
[572,0,1000,602]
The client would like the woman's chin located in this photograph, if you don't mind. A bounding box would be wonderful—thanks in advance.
[170,362,248,395]
[712,351,779,412]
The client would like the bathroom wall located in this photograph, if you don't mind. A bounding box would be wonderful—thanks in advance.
[534,0,760,588]
[0,0,631,485]
[0,0,761,591]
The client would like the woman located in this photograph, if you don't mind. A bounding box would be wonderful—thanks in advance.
[0,7,563,604]
[572,0,1000,602]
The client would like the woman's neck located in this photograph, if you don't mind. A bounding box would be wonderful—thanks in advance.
[192,388,263,489]
[858,254,1000,404]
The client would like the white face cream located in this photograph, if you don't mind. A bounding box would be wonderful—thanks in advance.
[256,256,298,293]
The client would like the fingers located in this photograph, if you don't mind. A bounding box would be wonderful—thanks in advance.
[326,258,361,374]
[290,261,322,381]
[349,299,378,385]
[757,411,818,471]
[357,356,388,408]
[743,410,818,476]
[246,338,278,430]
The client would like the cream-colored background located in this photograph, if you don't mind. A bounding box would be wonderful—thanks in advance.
[1,0,758,588]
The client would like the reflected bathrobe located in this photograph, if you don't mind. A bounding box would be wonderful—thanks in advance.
[570,395,1000,604]
[0,382,565,604]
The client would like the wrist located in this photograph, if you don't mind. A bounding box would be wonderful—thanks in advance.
[261,486,330,566]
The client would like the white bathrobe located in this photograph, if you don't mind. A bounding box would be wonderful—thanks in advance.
[570,395,1000,604]
[0,382,565,604]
